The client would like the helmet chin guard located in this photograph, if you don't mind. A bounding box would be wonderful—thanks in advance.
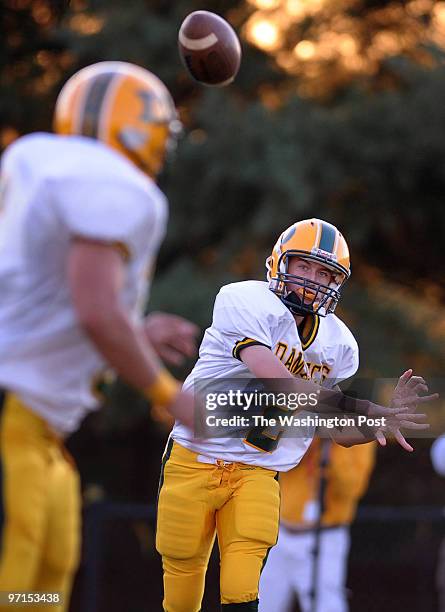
[278,272,343,317]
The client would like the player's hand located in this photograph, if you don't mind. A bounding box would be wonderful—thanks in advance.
[143,312,199,366]
[365,368,438,421]
[373,369,438,452]
[390,369,439,411]
[374,412,429,452]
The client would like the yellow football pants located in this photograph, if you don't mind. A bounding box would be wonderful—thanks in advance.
[156,440,280,612]
[0,393,81,612]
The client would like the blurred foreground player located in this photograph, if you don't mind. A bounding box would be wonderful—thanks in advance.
[259,439,376,612]
[157,219,435,612]
[0,62,197,611]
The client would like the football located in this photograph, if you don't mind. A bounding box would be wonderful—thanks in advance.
[178,11,242,87]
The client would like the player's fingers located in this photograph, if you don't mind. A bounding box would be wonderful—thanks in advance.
[407,376,426,389]
[390,413,428,429]
[168,316,200,335]
[395,413,427,422]
[150,314,200,342]
[375,430,387,446]
[397,369,413,386]
[398,421,430,430]
[383,405,411,414]
[150,311,199,331]
[158,346,186,366]
[393,395,430,408]
[172,336,197,357]
[411,383,429,395]
[394,429,414,452]
[416,393,440,404]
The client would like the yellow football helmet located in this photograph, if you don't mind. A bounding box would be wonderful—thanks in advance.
[266,218,351,316]
[53,61,181,178]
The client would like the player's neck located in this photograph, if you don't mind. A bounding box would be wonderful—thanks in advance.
[293,313,304,327]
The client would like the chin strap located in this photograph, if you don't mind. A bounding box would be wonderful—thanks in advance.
[280,290,310,316]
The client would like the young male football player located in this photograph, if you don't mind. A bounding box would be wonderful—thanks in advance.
[157,218,435,612]
[0,62,198,611]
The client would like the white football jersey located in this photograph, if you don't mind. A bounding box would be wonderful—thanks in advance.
[173,281,358,472]
[0,133,167,433]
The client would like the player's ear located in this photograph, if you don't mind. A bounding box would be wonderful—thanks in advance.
[265,255,273,281]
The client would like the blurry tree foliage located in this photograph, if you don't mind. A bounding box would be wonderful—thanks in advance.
[1,0,444,501]
[241,0,445,99]
[2,0,444,366]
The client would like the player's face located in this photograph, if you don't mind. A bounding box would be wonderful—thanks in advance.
[286,257,334,303]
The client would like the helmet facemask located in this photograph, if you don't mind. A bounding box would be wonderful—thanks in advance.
[268,251,349,317]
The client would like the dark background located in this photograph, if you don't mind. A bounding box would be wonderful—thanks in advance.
[2,0,445,609]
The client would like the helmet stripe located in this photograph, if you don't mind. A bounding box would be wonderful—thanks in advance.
[333,228,340,256]
[80,72,115,138]
[318,221,337,253]
[313,219,322,249]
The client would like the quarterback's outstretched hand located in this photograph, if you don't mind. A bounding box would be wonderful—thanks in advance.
[143,312,199,366]
[390,369,438,411]
[374,369,439,452]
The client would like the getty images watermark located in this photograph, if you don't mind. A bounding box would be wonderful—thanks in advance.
[203,388,386,431]
[189,377,438,440]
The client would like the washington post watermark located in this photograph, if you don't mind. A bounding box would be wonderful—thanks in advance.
[192,377,443,439]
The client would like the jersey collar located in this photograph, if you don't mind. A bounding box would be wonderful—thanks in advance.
[298,313,320,350]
